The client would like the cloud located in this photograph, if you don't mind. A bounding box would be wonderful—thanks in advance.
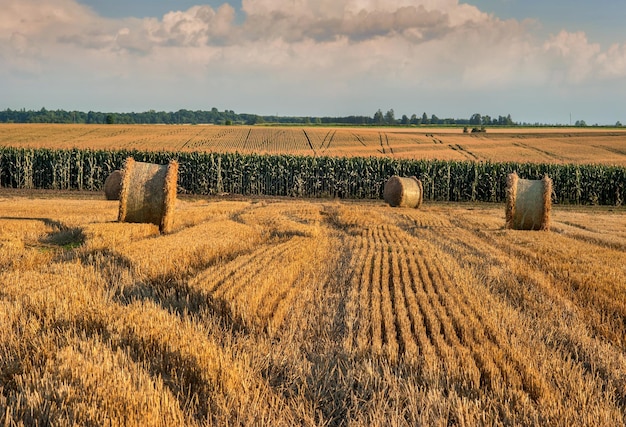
[543,30,602,83]
[598,44,626,78]
[1,0,626,121]
[239,0,489,42]
[142,4,236,48]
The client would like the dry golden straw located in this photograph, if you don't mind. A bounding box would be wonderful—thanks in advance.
[104,170,123,200]
[383,176,424,208]
[118,158,178,233]
[505,172,552,230]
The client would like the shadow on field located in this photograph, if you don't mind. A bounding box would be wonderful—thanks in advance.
[74,247,250,421]
[131,273,252,335]
[79,246,251,335]
[42,225,85,250]
[0,216,85,252]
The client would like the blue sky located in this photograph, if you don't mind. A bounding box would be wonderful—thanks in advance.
[80,1,242,20]
[472,0,625,46]
[2,0,626,124]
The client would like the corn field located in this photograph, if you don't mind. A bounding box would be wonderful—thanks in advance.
[0,147,624,205]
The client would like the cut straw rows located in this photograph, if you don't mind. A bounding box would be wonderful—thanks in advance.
[438,207,626,349]
[344,222,552,399]
[3,196,626,425]
[188,230,329,333]
[0,261,296,425]
[400,207,626,414]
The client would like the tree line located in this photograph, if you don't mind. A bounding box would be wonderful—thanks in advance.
[0,107,518,127]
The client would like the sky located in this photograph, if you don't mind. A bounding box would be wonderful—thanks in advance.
[2,0,626,125]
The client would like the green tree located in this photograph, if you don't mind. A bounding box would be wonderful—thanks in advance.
[421,112,429,125]
[385,109,396,125]
[469,113,482,125]
[373,109,384,124]
[246,115,264,125]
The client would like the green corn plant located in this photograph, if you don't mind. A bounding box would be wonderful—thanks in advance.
[1,147,625,205]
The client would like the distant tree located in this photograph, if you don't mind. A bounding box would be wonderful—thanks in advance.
[246,115,264,125]
[616,121,622,127]
[401,114,410,125]
[0,107,523,127]
[385,109,396,125]
[575,120,587,127]
[469,113,482,125]
[497,115,513,125]
[373,109,384,124]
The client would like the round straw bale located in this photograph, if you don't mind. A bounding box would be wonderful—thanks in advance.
[103,170,123,200]
[118,158,178,234]
[505,172,552,230]
[383,175,424,208]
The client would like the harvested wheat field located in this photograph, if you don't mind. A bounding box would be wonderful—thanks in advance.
[2,124,626,165]
[1,190,626,426]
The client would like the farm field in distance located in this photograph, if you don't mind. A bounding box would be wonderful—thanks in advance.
[1,190,625,425]
[2,123,626,165]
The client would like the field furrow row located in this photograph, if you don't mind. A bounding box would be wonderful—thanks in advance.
[396,207,626,408]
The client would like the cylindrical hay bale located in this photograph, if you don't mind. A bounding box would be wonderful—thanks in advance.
[505,172,552,231]
[104,170,123,200]
[118,158,178,234]
[383,175,424,208]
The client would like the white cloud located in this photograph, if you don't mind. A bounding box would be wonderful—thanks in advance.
[145,4,236,47]
[0,0,93,35]
[238,0,490,42]
[1,0,626,121]
[543,30,602,83]
[598,44,626,78]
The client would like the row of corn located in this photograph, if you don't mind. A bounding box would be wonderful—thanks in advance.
[0,147,624,205]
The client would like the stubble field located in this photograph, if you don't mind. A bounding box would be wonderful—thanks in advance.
[1,189,625,426]
[1,124,626,165]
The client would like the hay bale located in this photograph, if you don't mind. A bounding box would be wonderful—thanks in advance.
[505,172,552,230]
[118,158,178,233]
[383,176,423,208]
[104,170,123,200]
